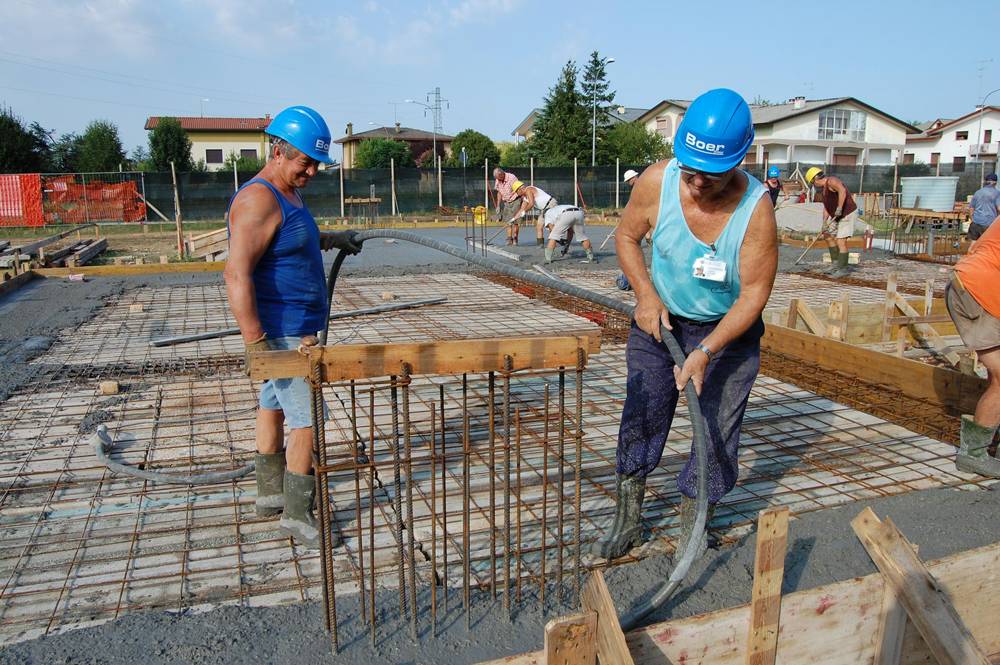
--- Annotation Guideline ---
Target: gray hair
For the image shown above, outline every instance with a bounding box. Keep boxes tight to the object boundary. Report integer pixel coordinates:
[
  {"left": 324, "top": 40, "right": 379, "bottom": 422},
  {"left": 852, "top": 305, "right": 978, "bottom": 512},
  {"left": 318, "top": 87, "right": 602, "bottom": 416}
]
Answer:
[{"left": 270, "top": 137, "right": 301, "bottom": 160}]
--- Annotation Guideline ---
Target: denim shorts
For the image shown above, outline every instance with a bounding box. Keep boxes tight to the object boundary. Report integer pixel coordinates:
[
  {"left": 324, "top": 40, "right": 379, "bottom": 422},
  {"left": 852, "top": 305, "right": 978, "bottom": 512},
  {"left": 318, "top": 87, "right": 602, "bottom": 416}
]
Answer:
[{"left": 258, "top": 335, "right": 326, "bottom": 429}]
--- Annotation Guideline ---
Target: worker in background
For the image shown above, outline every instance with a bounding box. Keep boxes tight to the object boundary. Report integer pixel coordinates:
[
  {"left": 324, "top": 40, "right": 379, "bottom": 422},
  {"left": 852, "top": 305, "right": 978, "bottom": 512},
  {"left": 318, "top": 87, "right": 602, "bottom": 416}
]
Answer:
[
  {"left": 764, "top": 165, "right": 785, "bottom": 208},
  {"left": 616, "top": 169, "right": 643, "bottom": 290},
  {"left": 967, "top": 172, "right": 1000, "bottom": 242},
  {"left": 509, "top": 181, "right": 559, "bottom": 246},
  {"left": 946, "top": 218, "right": 1000, "bottom": 478},
  {"left": 224, "top": 105, "right": 362, "bottom": 548},
  {"left": 511, "top": 181, "right": 596, "bottom": 263},
  {"left": 591, "top": 88, "right": 777, "bottom": 561},
  {"left": 493, "top": 167, "right": 522, "bottom": 245},
  {"left": 806, "top": 167, "right": 858, "bottom": 278}
]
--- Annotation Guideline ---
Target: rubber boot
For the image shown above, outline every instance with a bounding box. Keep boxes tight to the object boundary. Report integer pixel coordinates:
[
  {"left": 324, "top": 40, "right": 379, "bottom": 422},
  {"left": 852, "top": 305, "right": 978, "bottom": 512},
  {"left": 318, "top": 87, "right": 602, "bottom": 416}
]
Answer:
[
  {"left": 672, "top": 496, "right": 715, "bottom": 561},
  {"left": 536, "top": 237, "right": 544, "bottom": 246},
  {"left": 582, "top": 248, "right": 597, "bottom": 264},
  {"left": 254, "top": 452, "right": 285, "bottom": 518},
  {"left": 279, "top": 471, "right": 341, "bottom": 548},
  {"left": 829, "top": 250, "right": 851, "bottom": 278},
  {"left": 589, "top": 475, "right": 646, "bottom": 560},
  {"left": 544, "top": 247, "right": 554, "bottom": 263},
  {"left": 956, "top": 415, "right": 1000, "bottom": 478},
  {"left": 821, "top": 245, "right": 840, "bottom": 274}
]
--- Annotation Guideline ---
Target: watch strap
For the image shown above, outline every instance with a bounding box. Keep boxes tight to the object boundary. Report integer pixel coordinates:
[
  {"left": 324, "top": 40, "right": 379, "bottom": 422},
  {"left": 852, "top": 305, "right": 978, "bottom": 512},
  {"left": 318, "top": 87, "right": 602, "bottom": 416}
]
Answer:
[{"left": 696, "top": 342, "right": 714, "bottom": 361}]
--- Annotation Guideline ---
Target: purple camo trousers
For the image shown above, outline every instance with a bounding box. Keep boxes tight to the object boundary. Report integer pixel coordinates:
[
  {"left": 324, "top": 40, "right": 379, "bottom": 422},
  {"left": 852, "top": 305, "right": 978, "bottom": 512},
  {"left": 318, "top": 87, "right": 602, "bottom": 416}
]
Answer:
[{"left": 616, "top": 316, "right": 763, "bottom": 503}]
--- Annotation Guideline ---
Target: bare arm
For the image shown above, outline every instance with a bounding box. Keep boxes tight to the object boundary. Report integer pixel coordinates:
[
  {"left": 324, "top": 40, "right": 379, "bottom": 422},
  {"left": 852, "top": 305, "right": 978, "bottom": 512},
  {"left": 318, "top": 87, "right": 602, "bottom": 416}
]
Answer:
[
  {"left": 616, "top": 160, "right": 670, "bottom": 339},
  {"left": 511, "top": 188, "right": 536, "bottom": 220},
  {"left": 223, "top": 184, "right": 282, "bottom": 343},
  {"left": 830, "top": 178, "right": 848, "bottom": 215}
]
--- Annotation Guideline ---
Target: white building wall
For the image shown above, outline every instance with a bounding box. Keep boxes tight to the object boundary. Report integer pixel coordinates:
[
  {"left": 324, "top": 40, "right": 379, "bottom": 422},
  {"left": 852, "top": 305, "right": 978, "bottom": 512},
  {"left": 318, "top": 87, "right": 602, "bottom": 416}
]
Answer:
[
  {"left": 642, "top": 108, "right": 685, "bottom": 142},
  {"left": 903, "top": 110, "right": 1000, "bottom": 165},
  {"left": 190, "top": 138, "right": 265, "bottom": 172},
  {"left": 794, "top": 145, "right": 827, "bottom": 164}
]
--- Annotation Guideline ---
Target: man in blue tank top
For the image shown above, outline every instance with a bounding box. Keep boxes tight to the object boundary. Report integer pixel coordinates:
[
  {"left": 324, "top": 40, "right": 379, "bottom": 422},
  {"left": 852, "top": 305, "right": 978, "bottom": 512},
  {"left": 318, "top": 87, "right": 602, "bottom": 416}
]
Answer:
[
  {"left": 224, "top": 106, "right": 361, "bottom": 549},
  {"left": 591, "top": 89, "right": 778, "bottom": 562}
]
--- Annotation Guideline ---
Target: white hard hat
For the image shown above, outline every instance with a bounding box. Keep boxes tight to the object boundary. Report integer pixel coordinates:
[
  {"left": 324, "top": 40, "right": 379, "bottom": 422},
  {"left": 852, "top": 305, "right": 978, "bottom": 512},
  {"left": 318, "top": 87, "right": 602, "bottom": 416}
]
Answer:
[{"left": 623, "top": 169, "right": 639, "bottom": 183}]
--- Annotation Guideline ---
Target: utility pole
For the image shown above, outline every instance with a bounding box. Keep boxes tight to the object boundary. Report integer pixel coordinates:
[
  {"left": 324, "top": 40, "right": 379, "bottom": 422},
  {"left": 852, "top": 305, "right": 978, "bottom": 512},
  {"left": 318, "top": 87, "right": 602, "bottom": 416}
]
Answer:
[{"left": 407, "top": 87, "right": 450, "bottom": 163}]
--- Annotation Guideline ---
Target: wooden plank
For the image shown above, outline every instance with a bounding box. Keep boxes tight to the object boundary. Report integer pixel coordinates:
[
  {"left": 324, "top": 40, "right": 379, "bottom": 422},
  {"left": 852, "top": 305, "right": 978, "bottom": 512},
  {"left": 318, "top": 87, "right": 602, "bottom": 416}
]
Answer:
[
  {"left": 186, "top": 226, "right": 227, "bottom": 246},
  {"left": 889, "top": 207, "right": 968, "bottom": 221},
  {"left": 885, "top": 314, "right": 952, "bottom": 326},
  {"left": 0, "top": 270, "right": 36, "bottom": 300},
  {"left": 544, "top": 611, "right": 597, "bottom": 665},
  {"left": 881, "top": 272, "right": 897, "bottom": 342},
  {"left": 66, "top": 238, "right": 108, "bottom": 268},
  {"left": 851, "top": 508, "right": 988, "bottom": 665},
  {"left": 890, "top": 293, "right": 961, "bottom": 366},
  {"left": 762, "top": 322, "right": 985, "bottom": 414},
  {"left": 9, "top": 224, "right": 97, "bottom": 256},
  {"left": 249, "top": 335, "right": 593, "bottom": 381},
  {"left": 873, "top": 544, "right": 920, "bottom": 665},
  {"left": 746, "top": 507, "right": 790, "bottom": 665},
  {"left": 794, "top": 300, "right": 825, "bottom": 336},
  {"left": 785, "top": 298, "right": 800, "bottom": 329},
  {"left": 486, "top": 541, "right": 1000, "bottom": 665},
  {"left": 36, "top": 262, "right": 226, "bottom": 277},
  {"left": 581, "top": 570, "right": 635, "bottom": 665}
]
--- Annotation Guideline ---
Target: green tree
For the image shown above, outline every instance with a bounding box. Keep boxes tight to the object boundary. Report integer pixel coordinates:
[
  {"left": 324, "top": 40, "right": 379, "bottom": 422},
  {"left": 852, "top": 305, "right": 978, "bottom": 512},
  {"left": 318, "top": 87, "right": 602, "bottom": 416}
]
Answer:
[
  {"left": 224, "top": 150, "right": 266, "bottom": 172},
  {"left": 498, "top": 140, "right": 530, "bottom": 167},
  {"left": 148, "top": 117, "right": 193, "bottom": 171},
  {"left": 602, "top": 122, "right": 673, "bottom": 165},
  {"left": 28, "top": 122, "right": 54, "bottom": 171},
  {"left": 129, "top": 145, "right": 151, "bottom": 171},
  {"left": 0, "top": 105, "right": 46, "bottom": 173},
  {"left": 530, "top": 61, "right": 591, "bottom": 166},
  {"left": 354, "top": 137, "right": 413, "bottom": 168},
  {"left": 51, "top": 132, "right": 82, "bottom": 172},
  {"left": 445, "top": 129, "right": 499, "bottom": 167},
  {"left": 77, "top": 120, "right": 126, "bottom": 172},
  {"left": 581, "top": 51, "right": 616, "bottom": 163},
  {"left": 751, "top": 95, "right": 775, "bottom": 106}
]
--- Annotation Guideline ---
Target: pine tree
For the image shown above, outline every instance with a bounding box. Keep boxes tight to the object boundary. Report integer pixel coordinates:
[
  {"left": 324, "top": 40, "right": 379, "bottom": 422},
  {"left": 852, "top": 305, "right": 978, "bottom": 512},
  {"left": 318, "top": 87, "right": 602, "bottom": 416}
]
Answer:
[
  {"left": 149, "top": 117, "right": 193, "bottom": 171},
  {"left": 531, "top": 61, "right": 591, "bottom": 166},
  {"left": 581, "top": 51, "right": 616, "bottom": 164}
]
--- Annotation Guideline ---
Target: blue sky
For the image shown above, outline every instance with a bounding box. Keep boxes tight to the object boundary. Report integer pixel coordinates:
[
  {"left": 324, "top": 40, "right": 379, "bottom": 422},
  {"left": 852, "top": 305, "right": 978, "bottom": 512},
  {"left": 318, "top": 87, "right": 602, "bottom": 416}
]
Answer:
[{"left": 2, "top": 0, "right": 997, "bottom": 159}]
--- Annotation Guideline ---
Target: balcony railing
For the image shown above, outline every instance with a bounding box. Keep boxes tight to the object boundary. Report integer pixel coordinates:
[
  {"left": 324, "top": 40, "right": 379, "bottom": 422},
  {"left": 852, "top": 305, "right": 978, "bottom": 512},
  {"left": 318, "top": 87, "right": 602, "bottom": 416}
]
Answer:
[{"left": 969, "top": 142, "right": 999, "bottom": 156}]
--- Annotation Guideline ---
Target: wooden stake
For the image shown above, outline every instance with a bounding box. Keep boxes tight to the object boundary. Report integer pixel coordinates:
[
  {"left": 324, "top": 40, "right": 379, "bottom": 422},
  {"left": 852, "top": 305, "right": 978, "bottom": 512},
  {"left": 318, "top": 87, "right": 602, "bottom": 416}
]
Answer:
[
  {"left": 170, "top": 161, "right": 184, "bottom": 259},
  {"left": 873, "top": 544, "right": 920, "bottom": 665},
  {"left": 851, "top": 508, "right": 988, "bottom": 665},
  {"left": 745, "top": 507, "right": 790, "bottom": 665},
  {"left": 881, "top": 272, "right": 898, "bottom": 342},
  {"left": 544, "top": 612, "right": 597, "bottom": 665},
  {"left": 581, "top": 570, "right": 635, "bottom": 665},
  {"left": 785, "top": 298, "right": 800, "bottom": 329}
]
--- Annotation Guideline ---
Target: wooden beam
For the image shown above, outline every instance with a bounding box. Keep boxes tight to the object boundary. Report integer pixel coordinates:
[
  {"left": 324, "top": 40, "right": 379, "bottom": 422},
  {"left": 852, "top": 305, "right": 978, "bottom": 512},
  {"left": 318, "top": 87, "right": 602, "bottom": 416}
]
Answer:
[
  {"left": 65, "top": 238, "right": 108, "bottom": 268},
  {"left": 581, "top": 570, "right": 635, "bottom": 665},
  {"left": 851, "top": 508, "right": 988, "bottom": 665},
  {"left": 9, "top": 224, "right": 97, "bottom": 256},
  {"left": 890, "top": 292, "right": 961, "bottom": 366},
  {"left": 249, "top": 335, "right": 593, "bottom": 381},
  {"left": 872, "top": 543, "right": 920, "bottom": 665},
  {"left": 35, "top": 262, "right": 226, "bottom": 277},
  {"left": 884, "top": 314, "right": 952, "bottom": 326},
  {"left": 761, "top": 322, "right": 985, "bottom": 415},
  {"left": 0, "top": 270, "right": 36, "bottom": 299},
  {"left": 544, "top": 612, "right": 597, "bottom": 665},
  {"left": 794, "top": 300, "right": 825, "bottom": 336},
  {"left": 785, "top": 298, "right": 800, "bottom": 329},
  {"left": 746, "top": 507, "right": 790, "bottom": 665},
  {"left": 881, "top": 272, "right": 897, "bottom": 342}
]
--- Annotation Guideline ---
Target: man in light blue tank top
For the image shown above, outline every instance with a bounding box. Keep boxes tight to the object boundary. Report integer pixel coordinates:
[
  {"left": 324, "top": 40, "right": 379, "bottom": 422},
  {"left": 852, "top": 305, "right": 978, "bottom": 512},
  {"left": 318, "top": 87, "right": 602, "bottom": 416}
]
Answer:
[
  {"left": 591, "top": 89, "right": 778, "bottom": 562},
  {"left": 225, "top": 106, "right": 361, "bottom": 549}
]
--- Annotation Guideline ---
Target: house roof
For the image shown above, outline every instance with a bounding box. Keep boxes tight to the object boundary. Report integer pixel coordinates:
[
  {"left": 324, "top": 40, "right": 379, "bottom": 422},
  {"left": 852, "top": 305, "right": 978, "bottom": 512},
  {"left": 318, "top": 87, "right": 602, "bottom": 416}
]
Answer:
[
  {"left": 512, "top": 109, "right": 541, "bottom": 136},
  {"left": 335, "top": 126, "right": 456, "bottom": 144},
  {"left": 512, "top": 106, "right": 649, "bottom": 136},
  {"left": 909, "top": 107, "right": 1000, "bottom": 138},
  {"left": 144, "top": 116, "right": 271, "bottom": 131}
]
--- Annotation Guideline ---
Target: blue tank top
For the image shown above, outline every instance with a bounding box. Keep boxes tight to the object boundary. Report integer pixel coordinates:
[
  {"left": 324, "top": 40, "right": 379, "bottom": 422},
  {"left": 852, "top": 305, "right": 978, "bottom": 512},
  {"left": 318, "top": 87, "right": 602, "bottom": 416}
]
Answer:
[
  {"left": 227, "top": 178, "right": 327, "bottom": 337},
  {"left": 650, "top": 160, "right": 765, "bottom": 322}
]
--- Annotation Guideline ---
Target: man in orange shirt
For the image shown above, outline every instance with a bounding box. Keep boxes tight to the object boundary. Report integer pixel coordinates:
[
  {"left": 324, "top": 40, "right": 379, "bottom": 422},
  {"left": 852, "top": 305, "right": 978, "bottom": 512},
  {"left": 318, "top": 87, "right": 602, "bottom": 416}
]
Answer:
[{"left": 946, "top": 218, "right": 1000, "bottom": 477}]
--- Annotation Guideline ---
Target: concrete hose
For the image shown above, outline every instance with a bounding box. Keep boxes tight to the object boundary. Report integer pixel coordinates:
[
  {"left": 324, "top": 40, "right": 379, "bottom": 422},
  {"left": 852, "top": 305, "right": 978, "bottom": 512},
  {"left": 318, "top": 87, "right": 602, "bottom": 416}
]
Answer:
[{"left": 326, "top": 230, "right": 709, "bottom": 631}]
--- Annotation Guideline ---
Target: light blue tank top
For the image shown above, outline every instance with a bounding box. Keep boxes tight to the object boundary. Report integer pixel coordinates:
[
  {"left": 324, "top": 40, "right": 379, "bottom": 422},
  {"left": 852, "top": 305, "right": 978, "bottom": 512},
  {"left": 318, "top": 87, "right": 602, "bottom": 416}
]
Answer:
[
  {"left": 650, "top": 160, "right": 765, "bottom": 322},
  {"left": 226, "top": 178, "right": 327, "bottom": 337}
]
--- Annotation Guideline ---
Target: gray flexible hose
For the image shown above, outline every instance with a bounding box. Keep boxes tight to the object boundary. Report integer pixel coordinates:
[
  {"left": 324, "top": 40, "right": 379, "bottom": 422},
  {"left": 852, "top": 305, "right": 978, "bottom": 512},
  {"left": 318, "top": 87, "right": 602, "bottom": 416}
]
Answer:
[
  {"left": 328, "top": 230, "right": 709, "bottom": 631},
  {"left": 90, "top": 424, "right": 255, "bottom": 485}
]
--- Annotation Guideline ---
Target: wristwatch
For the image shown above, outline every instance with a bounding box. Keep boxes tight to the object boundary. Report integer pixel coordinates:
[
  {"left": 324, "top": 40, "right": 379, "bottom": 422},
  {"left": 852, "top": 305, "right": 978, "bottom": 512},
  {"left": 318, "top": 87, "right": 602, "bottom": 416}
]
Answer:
[{"left": 695, "top": 342, "right": 714, "bottom": 361}]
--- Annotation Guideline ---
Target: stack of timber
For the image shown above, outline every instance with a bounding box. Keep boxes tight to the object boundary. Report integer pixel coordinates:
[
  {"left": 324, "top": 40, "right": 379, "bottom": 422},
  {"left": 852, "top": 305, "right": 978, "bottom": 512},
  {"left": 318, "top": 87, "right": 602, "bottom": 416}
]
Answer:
[
  {"left": 482, "top": 507, "right": 997, "bottom": 664},
  {"left": 0, "top": 224, "right": 100, "bottom": 272},
  {"left": 185, "top": 227, "right": 228, "bottom": 261},
  {"left": 62, "top": 238, "right": 108, "bottom": 267}
]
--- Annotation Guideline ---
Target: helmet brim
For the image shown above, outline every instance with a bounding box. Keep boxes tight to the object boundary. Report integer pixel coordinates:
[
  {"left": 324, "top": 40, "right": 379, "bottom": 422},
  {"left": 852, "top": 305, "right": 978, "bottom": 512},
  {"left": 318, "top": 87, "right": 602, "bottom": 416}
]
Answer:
[{"left": 673, "top": 126, "right": 755, "bottom": 174}]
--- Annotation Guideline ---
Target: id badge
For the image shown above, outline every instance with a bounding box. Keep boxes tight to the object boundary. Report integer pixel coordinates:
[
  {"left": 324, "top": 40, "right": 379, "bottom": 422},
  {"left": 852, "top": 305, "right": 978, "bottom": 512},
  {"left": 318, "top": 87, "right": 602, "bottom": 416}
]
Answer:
[{"left": 692, "top": 254, "right": 727, "bottom": 282}]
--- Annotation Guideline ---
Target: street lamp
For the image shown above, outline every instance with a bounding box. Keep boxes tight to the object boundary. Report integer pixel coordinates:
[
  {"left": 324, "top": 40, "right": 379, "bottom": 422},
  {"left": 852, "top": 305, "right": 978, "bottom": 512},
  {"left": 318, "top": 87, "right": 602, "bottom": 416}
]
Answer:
[
  {"left": 405, "top": 98, "right": 437, "bottom": 163},
  {"left": 200, "top": 98, "right": 210, "bottom": 117},
  {"left": 591, "top": 57, "right": 615, "bottom": 167},
  {"left": 975, "top": 87, "right": 1000, "bottom": 184}
]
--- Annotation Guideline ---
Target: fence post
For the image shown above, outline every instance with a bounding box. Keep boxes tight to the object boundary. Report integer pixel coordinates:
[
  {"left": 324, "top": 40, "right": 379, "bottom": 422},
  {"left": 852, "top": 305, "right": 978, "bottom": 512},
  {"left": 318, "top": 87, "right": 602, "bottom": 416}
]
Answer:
[
  {"left": 170, "top": 161, "right": 184, "bottom": 258},
  {"left": 390, "top": 158, "right": 397, "bottom": 216},
  {"left": 437, "top": 155, "right": 443, "bottom": 209},
  {"left": 484, "top": 158, "right": 489, "bottom": 209},
  {"left": 339, "top": 165, "right": 345, "bottom": 219},
  {"left": 573, "top": 158, "right": 578, "bottom": 206},
  {"left": 936, "top": 161, "right": 941, "bottom": 177},
  {"left": 615, "top": 158, "right": 620, "bottom": 209},
  {"left": 81, "top": 173, "right": 91, "bottom": 224},
  {"left": 140, "top": 172, "right": 148, "bottom": 223},
  {"left": 530, "top": 157, "right": 534, "bottom": 187},
  {"left": 893, "top": 158, "right": 899, "bottom": 194},
  {"left": 233, "top": 161, "right": 238, "bottom": 194},
  {"left": 859, "top": 161, "right": 865, "bottom": 196}
]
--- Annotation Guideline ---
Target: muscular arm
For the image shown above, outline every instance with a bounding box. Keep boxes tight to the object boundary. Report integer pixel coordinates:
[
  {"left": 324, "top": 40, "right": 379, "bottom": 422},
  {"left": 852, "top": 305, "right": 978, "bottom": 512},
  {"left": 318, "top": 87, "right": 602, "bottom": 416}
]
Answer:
[
  {"left": 223, "top": 184, "right": 282, "bottom": 343},
  {"left": 830, "top": 178, "right": 848, "bottom": 215},
  {"left": 699, "top": 196, "right": 778, "bottom": 353},
  {"left": 511, "top": 188, "right": 536, "bottom": 220},
  {"left": 616, "top": 160, "right": 670, "bottom": 338}
]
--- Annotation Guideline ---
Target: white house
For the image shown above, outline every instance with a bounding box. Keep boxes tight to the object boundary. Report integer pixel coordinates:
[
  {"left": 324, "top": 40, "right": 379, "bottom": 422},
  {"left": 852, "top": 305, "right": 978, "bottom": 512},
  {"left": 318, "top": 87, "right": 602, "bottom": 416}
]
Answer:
[
  {"left": 144, "top": 116, "right": 271, "bottom": 172},
  {"left": 511, "top": 106, "right": 649, "bottom": 143},
  {"left": 904, "top": 106, "right": 1000, "bottom": 172},
  {"left": 635, "top": 96, "right": 916, "bottom": 166}
]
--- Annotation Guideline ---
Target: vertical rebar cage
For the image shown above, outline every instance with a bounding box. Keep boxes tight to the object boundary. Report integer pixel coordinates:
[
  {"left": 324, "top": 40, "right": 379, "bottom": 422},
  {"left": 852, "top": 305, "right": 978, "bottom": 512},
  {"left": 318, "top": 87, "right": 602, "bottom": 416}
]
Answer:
[{"left": 246, "top": 337, "right": 591, "bottom": 651}]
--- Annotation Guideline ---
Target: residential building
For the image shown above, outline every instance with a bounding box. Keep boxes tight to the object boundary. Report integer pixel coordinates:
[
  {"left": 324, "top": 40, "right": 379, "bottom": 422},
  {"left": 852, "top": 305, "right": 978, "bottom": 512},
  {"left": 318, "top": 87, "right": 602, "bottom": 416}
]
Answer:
[
  {"left": 144, "top": 116, "right": 271, "bottom": 172},
  {"left": 635, "top": 96, "right": 916, "bottom": 166},
  {"left": 335, "top": 123, "right": 455, "bottom": 169},
  {"left": 511, "top": 106, "right": 650, "bottom": 143},
  {"left": 904, "top": 106, "right": 1000, "bottom": 172}
]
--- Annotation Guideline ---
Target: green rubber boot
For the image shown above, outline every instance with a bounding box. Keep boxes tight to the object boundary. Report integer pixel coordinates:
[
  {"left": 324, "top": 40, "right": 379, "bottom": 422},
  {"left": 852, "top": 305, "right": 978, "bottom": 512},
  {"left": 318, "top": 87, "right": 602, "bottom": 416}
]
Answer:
[
  {"left": 830, "top": 250, "right": 851, "bottom": 278},
  {"left": 956, "top": 415, "right": 1000, "bottom": 478},
  {"left": 279, "top": 471, "right": 341, "bottom": 548},
  {"left": 544, "top": 247, "right": 554, "bottom": 263},
  {"left": 589, "top": 475, "right": 646, "bottom": 560},
  {"left": 536, "top": 237, "right": 544, "bottom": 246},
  {"left": 255, "top": 452, "right": 285, "bottom": 518},
  {"left": 673, "top": 496, "right": 715, "bottom": 561}
]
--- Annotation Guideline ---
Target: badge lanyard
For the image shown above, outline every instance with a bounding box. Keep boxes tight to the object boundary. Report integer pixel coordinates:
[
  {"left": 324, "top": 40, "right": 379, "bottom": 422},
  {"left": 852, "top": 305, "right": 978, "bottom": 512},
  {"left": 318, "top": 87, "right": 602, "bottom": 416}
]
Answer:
[{"left": 692, "top": 242, "right": 727, "bottom": 282}]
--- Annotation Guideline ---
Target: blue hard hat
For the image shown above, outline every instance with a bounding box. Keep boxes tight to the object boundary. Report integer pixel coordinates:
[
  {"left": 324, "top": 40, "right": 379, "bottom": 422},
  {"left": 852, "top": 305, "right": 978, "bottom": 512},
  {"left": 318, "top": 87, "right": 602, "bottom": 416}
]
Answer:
[
  {"left": 767, "top": 165, "right": 780, "bottom": 179},
  {"left": 266, "top": 105, "right": 334, "bottom": 164},
  {"left": 673, "top": 88, "right": 754, "bottom": 173}
]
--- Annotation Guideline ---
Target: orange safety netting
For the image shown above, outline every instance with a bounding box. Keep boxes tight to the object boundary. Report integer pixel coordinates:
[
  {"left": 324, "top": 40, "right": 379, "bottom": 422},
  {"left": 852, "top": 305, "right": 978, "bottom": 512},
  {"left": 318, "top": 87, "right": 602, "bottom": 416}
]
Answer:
[
  {"left": 42, "top": 176, "right": 146, "bottom": 224},
  {"left": 0, "top": 174, "right": 45, "bottom": 227}
]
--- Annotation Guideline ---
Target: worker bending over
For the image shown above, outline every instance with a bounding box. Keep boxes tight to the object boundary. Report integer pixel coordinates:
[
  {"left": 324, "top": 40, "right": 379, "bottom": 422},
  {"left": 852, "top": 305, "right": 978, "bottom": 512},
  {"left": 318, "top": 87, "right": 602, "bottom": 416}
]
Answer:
[
  {"left": 591, "top": 88, "right": 777, "bottom": 561},
  {"left": 946, "top": 218, "right": 1000, "bottom": 477},
  {"left": 805, "top": 167, "right": 858, "bottom": 277},
  {"left": 493, "top": 167, "right": 521, "bottom": 245},
  {"left": 511, "top": 181, "right": 596, "bottom": 263},
  {"left": 225, "top": 105, "right": 361, "bottom": 548}
]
